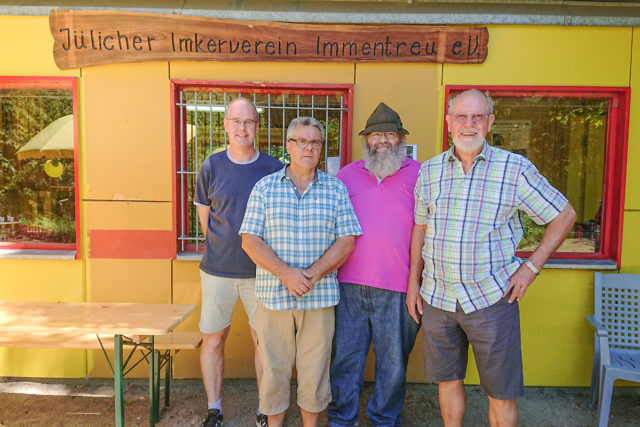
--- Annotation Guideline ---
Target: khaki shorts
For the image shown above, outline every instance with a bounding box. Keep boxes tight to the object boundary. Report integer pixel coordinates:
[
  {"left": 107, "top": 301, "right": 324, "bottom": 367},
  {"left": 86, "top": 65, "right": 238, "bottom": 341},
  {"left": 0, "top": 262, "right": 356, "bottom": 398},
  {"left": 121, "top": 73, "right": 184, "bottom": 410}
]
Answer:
[
  {"left": 256, "top": 302, "right": 335, "bottom": 415},
  {"left": 199, "top": 270, "right": 258, "bottom": 334}
]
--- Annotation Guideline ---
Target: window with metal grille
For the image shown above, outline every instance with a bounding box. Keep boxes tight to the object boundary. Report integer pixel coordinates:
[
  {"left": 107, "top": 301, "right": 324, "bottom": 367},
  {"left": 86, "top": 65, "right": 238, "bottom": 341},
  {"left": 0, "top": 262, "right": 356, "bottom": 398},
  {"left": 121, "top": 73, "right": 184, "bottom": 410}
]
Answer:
[
  {"left": 444, "top": 85, "right": 629, "bottom": 265},
  {"left": 173, "top": 81, "right": 353, "bottom": 253}
]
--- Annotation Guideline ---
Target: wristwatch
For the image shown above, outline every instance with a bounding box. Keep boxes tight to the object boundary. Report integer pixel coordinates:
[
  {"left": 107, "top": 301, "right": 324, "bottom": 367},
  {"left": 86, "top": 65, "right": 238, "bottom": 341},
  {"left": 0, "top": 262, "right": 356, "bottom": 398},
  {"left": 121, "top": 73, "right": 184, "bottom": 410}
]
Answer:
[{"left": 523, "top": 259, "right": 541, "bottom": 276}]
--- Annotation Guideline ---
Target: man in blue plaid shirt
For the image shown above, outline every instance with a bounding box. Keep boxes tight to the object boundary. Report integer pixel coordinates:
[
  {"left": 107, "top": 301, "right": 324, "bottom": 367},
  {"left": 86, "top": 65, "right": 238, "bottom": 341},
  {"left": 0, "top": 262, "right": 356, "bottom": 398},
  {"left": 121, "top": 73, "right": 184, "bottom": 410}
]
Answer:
[
  {"left": 240, "top": 116, "right": 362, "bottom": 427},
  {"left": 407, "top": 89, "right": 576, "bottom": 427}
]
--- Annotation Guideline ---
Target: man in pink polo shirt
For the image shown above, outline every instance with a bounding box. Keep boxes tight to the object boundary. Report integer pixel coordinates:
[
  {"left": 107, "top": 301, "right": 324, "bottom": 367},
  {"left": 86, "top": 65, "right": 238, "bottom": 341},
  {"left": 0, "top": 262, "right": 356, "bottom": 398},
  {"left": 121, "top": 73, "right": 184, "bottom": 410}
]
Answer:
[{"left": 327, "top": 103, "right": 421, "bottom": 427}]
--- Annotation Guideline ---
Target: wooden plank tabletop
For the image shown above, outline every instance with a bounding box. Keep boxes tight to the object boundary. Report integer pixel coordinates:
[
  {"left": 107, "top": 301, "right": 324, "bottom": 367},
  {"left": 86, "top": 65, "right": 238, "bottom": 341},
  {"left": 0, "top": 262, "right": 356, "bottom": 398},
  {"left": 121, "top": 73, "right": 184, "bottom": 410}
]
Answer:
[
  {"left": 0, "top": 301, "right": 196, "bottom": 335},
  {"left": 0, "top": 331, "right": 202, "bottom": 350}
]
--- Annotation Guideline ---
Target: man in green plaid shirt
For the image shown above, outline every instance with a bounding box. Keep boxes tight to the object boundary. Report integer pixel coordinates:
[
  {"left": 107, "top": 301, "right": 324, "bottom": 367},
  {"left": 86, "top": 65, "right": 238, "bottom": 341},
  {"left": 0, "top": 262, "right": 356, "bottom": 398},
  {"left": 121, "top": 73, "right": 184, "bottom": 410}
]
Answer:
[
  {"left": 407, "top": 89, "right": 576, "bottom": 427},
  {"left": 240, "top": 116, "right": 361, "bottom": 427}
]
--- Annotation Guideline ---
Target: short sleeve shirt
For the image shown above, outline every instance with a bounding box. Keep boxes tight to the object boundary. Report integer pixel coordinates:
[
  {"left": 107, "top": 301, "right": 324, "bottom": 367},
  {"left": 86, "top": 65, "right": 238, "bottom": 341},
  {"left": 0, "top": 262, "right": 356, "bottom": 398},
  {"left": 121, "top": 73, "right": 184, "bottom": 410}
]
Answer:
[
  {"left": 239, "top": 166, "right": 362, "bottom": 311},
  {"left": 194, "top": 150, "right": 282, "bottom": 278},
  {"left": 337, "top": 158, "right": 420, "bottom": 293},
  {"left": 414, "top": 142, "right": 568, "bottom": 313}
]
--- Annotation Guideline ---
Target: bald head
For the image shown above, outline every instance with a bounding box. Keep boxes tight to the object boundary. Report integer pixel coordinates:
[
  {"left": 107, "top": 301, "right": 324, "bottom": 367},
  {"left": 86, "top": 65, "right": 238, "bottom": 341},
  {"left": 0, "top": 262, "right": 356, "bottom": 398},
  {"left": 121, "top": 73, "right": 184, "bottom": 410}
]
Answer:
[
  {"left": 225, "top": 97, "right": 258, "bottom": 122},
  {"left": 448, "top": 89, "right": 493, "bottom": 116}
]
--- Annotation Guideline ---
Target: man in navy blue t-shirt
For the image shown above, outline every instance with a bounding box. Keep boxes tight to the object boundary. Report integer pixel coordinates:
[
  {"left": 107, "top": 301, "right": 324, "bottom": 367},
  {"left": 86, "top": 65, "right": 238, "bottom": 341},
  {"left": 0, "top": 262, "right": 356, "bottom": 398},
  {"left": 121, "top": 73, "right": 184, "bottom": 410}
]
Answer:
[{"left": 194, "top": 98, "right": 282, "bottom": 427}]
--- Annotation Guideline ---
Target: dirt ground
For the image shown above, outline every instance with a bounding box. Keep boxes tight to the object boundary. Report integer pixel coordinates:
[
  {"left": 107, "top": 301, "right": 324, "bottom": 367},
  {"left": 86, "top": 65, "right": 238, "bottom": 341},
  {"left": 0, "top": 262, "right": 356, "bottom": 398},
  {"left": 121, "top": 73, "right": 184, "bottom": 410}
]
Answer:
[{"left": 0, "top": 378, "right": 639, "bottom": 426}]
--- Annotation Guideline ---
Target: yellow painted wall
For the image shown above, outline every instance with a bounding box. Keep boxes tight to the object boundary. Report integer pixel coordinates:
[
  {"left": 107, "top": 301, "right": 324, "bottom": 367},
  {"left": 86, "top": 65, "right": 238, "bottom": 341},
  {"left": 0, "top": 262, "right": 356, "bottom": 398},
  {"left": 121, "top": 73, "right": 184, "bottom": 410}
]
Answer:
[
  {"left": 82, "top": 63, "right": 172, "bottom": 202},
  {"left": 80, "top": 61, "right": 176, "bottom": 377},
  {"left": 0, "top": 260, "right": 86, "bottom": 377},
  {"left": 0, "top": 15, "right": 84, "bottom": 378},
  {"left": 170, "top": 61, "right": 354, "bottom": 85},
  {"left": 0, "top": 16, "right": 78, "bottom": 77},
  {"left": 625, "top": 28, "right": 640, "bottom": 211},
  {"left": 84, "top": 200, "right": 173, "bottom": 231},
  {"left": 352, "top": 63, "right": 441, "bottom": 163},
  {"left": 444, "top": 26, "right": 631, "bottom": 87},
  {"left": 620, "top": 211, "right": 640, "bottom": 273}
]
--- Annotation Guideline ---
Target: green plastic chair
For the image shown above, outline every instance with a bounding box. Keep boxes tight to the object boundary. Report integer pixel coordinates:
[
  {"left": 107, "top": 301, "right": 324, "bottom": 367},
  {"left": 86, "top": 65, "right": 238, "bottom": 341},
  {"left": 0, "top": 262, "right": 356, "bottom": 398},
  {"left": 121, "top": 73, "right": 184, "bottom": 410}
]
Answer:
[{"left": 586, "top": 272, "right": 640, "bottom": 427}]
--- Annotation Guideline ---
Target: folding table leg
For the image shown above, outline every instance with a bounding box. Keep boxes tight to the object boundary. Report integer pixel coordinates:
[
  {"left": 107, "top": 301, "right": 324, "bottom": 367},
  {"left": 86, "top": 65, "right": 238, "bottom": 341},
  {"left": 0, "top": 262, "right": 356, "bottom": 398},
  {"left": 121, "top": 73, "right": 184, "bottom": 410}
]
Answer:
[
  {"left": 153, "top": 349, "right": 161, "bottom": 422},
  {"left": 164, "top": 354, "right": 171, "bottom": 407},
  {"left": 114, "top": 334, "right": 125, "bottom": 427},
  {"left": 149, "top": 335, "right": 156, "bottom": 427}
]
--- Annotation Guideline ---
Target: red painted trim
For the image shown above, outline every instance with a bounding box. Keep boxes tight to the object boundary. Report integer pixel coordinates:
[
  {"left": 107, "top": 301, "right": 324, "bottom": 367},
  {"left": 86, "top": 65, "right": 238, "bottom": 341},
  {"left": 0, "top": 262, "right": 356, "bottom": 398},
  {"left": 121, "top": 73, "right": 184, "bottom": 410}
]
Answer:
[
  {"left": 0, "top": 242, "right": 74, "bottom": 250},
  {"left": 178, "top": 99, "right": 191, "bottom": 254},
  {"left": 443, "top": 85, "right": 453, "bottom": 151},
  {"left": 0, "top": 76, "right": 75, "bottom": 90},
  {"left": 600, "top": 96, "right": 616, "bottom": 263},
  {"left": 443, "top": 85, "right": 629, "bottom": 264},
  {"left": 604, "top": 88, "right": 630, "bottom": 269},
  {"left": 171, "top": 79, "right": 353, "bottom": 94},
  {"left": 344, "top": 85, "right": 354, "bottom": 166},
  {"left": 517, "top": 250, "right": 605, "bottom": 259},
  {"left": 170, "top": 80, "right": 179, "bottom": 257},
  {"left": 71, "top": 78, "right": 81, "bottom": 260},
  {"left": 0, "top": 76, "right": 80, "bottom": 256},
  {"left": 88, "top": 230, "right": 175, "bottom": 259},
  {"left": 446, "top": 84, "right": 625, "bottom": 97}
]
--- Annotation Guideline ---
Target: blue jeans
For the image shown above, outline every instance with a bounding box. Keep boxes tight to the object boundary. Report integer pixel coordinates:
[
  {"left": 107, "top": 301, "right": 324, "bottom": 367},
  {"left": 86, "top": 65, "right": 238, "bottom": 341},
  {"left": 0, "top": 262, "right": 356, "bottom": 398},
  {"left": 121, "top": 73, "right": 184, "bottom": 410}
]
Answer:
[{"left": 327, "top": 282, "right": 420, "bottom": 427}]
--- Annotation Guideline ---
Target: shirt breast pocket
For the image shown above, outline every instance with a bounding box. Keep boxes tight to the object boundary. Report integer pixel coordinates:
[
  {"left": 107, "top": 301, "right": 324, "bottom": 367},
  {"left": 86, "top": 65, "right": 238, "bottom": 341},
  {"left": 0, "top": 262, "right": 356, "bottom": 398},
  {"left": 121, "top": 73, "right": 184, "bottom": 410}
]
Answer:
[{"left": 480, "top": 186, "right": 518, "bottom": 223}]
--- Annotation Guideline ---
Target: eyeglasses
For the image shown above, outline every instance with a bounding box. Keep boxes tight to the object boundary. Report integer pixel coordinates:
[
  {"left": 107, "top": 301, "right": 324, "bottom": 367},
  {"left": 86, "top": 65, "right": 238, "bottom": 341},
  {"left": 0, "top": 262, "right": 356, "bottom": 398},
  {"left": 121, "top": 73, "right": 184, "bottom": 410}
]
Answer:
[
  {"left": 452, "top": 113, "right": 488, "bottom": 124},
  {"left": 226, "top": 118, "right": 257, "bottom": 128},
  {"left": 288, "top": 138, "right": 322, "bottom": 150},
  {"left": 368, "top": 132, "right": 400, "bottom": 141}
]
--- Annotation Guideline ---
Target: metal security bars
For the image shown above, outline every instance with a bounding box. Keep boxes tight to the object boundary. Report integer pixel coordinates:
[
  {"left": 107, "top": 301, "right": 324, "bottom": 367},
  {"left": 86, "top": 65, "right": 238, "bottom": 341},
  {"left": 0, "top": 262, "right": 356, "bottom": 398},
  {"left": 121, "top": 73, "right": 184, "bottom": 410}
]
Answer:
[{"left": 174, "top": 83, "right": 352, "bottom": 253}]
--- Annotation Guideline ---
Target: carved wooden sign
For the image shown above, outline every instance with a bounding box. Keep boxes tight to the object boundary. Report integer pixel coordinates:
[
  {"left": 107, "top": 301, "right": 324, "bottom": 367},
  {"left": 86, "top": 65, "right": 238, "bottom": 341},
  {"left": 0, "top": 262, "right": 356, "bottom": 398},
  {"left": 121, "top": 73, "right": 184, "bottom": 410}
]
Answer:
[{"left": 49, "top": 10, "right": 488, "bottom": 69}]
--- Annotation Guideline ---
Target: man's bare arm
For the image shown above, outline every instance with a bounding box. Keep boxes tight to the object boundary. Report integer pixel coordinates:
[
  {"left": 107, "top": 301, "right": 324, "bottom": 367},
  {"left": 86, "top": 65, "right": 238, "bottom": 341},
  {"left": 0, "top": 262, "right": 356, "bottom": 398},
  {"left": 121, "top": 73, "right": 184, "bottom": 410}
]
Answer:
[
  {"left": 305, "top": 235, "right": 356, "bottom": 285},
  {"left": 241, "top": 233, "right": 313, "bottom": 297},
  {"left": 197, "top": 205, "right": 209, "bottom": 237},
  {"left": 504, "top": 203, "right": 577, "bottom": 303},
  {"left": 406, "top": 224, "right": 427, "bottom": 324}
]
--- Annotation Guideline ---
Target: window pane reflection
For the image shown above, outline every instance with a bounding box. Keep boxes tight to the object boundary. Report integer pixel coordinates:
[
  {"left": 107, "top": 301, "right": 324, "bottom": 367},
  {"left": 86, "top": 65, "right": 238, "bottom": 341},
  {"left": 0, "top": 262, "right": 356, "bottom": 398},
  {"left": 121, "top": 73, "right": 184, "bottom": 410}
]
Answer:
[
  {"left": 0, "top": 88, "right": 75, "bottom": 245},
  {"left": 448, "top": 93, "right": 608, "bottom": 254}
]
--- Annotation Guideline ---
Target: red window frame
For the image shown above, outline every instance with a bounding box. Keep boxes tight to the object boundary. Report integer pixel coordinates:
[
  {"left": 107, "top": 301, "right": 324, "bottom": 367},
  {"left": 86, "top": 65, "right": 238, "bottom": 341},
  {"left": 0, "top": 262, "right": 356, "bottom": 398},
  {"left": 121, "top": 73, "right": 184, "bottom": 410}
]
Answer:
[
  {"left": 0, "top": 76, "right": 80, "bottom": 255},
  {"left": 171, "top": 80, "right": 354, "bottom": 253},
  {"left": 444, "top": 85, "right": 630, "bottom": 266}
]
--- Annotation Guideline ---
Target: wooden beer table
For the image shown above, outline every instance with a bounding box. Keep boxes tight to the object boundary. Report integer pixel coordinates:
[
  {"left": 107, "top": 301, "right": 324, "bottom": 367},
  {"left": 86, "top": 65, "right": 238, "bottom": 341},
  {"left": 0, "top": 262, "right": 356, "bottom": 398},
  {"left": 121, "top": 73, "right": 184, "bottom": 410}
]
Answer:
[{"left": 0, "top": 300, "right": 197, "bottom": 426}]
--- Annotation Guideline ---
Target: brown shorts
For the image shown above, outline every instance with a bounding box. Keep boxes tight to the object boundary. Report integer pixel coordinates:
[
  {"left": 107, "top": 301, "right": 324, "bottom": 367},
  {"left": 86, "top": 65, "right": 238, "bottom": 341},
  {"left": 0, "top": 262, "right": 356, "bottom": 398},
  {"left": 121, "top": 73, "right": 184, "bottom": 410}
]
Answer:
[
  {"left": 421, "top": 296, "right": 524, "bottom": 400},
  {"left": 256, "top": 302, "right": 335, "bottom": 415}
]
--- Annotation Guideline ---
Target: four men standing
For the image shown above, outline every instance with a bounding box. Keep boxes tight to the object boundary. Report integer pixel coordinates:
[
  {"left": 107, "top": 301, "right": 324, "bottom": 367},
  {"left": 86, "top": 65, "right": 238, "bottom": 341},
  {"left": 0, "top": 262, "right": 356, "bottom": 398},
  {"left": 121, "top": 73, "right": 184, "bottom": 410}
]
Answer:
[{"left": 197, "top": 91, "right": 575, "bottom": 426}]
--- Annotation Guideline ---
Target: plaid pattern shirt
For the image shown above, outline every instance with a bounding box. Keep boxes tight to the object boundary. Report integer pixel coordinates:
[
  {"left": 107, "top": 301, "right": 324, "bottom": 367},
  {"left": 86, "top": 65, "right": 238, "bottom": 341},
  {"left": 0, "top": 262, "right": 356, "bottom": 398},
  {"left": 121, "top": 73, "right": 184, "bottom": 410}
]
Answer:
[
  {"left": 240, "top": 166, "right": 362, "bottom": 311},
  {"left": 415, "top": 142, "right": 568, "bottom": 313}
]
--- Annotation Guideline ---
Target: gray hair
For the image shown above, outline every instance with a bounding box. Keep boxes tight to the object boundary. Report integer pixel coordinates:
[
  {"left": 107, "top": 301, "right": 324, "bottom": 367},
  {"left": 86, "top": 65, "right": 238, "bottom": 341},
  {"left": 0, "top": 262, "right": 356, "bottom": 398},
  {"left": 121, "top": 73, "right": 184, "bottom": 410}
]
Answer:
[
  {"left": 447, "top": 89, "right": 493, "bottom": 115},
  {"left": 286, "top": 117, "right": 325, "bottom": 142},
  {"left": 224, "top": 97, "right": 259, "bottom": 121}
]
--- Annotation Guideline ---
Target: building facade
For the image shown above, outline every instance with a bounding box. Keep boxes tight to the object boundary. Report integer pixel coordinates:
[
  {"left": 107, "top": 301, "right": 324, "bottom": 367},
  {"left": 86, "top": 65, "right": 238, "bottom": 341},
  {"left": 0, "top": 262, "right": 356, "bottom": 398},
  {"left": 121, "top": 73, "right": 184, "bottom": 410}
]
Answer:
[{"left": 1, "top": 1, "right": 639, "bottom": 386}]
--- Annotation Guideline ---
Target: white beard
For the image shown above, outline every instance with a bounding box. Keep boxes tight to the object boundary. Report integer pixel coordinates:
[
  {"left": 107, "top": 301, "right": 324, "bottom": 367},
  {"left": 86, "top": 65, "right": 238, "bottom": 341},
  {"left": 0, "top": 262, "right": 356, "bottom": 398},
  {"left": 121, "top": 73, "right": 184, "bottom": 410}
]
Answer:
[
  {"left": 452, "top": 135, "right": 484, "bottom": 155},
  {"left": 363, "top": 141, "right": 406, "bottom": 179}
]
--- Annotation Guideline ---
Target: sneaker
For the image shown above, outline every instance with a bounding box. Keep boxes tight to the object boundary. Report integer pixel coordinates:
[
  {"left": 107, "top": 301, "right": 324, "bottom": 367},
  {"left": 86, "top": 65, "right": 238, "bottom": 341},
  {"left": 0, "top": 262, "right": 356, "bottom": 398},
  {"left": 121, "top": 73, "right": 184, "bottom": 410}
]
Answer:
[
  {"left": 256, "top": 413, "right": 268, "bottom": 427},
  {"left": 201, "top": 409, "right": 224, "bottom": 427}
]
